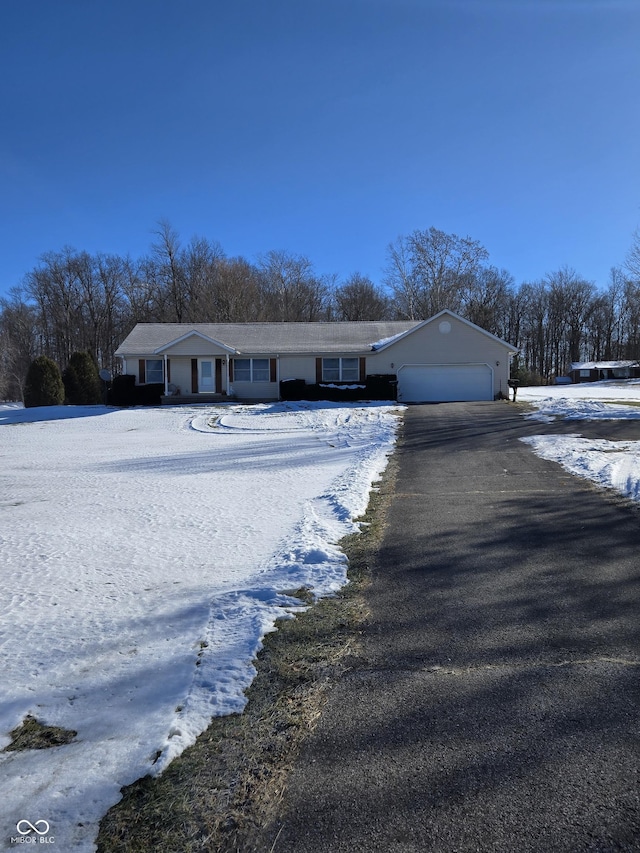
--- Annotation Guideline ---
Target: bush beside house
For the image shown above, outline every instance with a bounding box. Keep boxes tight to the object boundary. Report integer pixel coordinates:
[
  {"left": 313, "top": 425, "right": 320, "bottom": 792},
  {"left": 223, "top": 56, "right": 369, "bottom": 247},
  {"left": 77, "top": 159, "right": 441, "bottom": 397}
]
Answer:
[
  {"left": 63, "top": 352, "right": 102, "bottom": 405},
  {"left": 107, "top": 375, "right": 163, "bottom": 407},
  {"left": 24, "top": 356, "right": 65, "bottom": 408},
  {"left": 280, "top": 374, "right": 397, "bottom": 402}
]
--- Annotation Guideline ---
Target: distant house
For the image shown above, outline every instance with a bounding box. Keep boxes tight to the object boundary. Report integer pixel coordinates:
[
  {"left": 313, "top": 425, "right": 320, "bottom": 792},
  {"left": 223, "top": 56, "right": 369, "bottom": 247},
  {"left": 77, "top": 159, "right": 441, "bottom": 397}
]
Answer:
[
  {"left": 114, "top": 309, "right": 517, "bottom": 403},
  {"left": 569, "top": 361, "right": 640, "bottom": 384}
]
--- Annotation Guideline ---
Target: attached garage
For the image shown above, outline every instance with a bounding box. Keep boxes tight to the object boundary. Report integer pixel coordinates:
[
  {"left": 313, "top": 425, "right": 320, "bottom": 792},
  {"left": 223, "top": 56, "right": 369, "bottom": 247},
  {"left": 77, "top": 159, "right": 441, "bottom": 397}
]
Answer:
[{"left": 397, "top": 363, "right": 494, "bottom": 403}]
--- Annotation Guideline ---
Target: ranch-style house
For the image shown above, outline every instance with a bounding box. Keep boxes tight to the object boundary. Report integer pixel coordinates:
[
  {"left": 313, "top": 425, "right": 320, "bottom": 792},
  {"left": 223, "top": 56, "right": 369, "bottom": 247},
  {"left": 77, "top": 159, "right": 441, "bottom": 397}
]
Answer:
[{"left": 114, "top": 309, "right": 518, "bottom": 404}]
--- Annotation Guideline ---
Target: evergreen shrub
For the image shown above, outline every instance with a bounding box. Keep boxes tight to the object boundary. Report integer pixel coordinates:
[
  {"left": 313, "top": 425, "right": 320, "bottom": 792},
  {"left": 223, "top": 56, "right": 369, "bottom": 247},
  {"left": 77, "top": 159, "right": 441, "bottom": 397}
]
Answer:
[
  {"left": 137, "top": 383, "right": 164, "bottom": 405},
  {"left": 64, "top": 352, "right": 102, "bottom": 404},
  {"left": 107, "top": 376, "right": 163, "bottom": 407},
  {"left": 108, "top": 374, "right": 136, "bottom": 407},
  {"left": 24, "top": 356, "right": 65, "bottom": 408},
  {"left": 62, "top": 364, "right": 82, "bottom": 405}
]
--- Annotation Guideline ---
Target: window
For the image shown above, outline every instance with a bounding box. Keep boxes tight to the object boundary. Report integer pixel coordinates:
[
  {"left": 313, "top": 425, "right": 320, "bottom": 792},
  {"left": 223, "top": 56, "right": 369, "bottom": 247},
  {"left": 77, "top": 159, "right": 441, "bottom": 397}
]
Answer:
[
  {"left": 233, "top": 358, "right": 271, "bottom": 382},
  {"left": 340, "top": 358, "right": 359, "bottom": 381},
  {"left": 234, "top": 359, "right": 251, "bottom": 382},
  {"left": 322, "top": 358, "right": 340, "bottom": 382},
  {"left": 252, "top": 359, "right": 270, "bottom": 381},
  {"left": 146, "top": 359, "right": 164, "bottom": 383},
  {"left": 322, "top": 357, "right": 359, "bottom": 383}
]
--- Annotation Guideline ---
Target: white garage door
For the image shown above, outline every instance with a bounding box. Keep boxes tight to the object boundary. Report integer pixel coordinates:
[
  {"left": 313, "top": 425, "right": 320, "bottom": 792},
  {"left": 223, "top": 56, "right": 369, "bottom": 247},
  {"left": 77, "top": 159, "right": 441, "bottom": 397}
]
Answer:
[{"left": 397, "top": 364, "right": 493, "bottom": 403}]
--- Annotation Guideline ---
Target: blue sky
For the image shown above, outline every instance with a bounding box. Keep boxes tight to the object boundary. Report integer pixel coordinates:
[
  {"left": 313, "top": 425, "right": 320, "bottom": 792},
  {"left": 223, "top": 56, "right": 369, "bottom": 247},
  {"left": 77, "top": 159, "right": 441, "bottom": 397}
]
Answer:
[{"left": 1, "top": 0, "right": 639, "bottom": 299}]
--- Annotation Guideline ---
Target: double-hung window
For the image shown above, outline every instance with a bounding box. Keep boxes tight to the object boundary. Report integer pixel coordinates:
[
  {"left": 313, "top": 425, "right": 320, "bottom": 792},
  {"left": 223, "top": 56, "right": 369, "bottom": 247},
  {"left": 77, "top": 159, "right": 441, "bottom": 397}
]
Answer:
[
  {"left": 234, "top": 358, "right": 270, "bottom": 382},
  {"left": 322, "top": 357, "right": 359, "bottom": 383},
  {"left": 145, "top": 359, "right": 164, "bottom": 383}
]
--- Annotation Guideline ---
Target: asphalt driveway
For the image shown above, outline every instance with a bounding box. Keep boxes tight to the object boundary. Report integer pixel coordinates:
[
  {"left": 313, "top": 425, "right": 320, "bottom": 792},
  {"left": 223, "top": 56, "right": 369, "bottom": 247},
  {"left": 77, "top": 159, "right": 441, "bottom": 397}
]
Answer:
[{"left": 265, "top": 402, "right": 640, "bottom": 852}]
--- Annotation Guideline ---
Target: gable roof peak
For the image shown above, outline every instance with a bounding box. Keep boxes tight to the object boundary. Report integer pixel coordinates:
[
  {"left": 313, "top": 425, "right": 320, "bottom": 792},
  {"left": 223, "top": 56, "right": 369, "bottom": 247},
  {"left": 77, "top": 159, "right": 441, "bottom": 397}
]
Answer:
[{"left": 153, "top": 328, "right": 238, "bottom": 354}]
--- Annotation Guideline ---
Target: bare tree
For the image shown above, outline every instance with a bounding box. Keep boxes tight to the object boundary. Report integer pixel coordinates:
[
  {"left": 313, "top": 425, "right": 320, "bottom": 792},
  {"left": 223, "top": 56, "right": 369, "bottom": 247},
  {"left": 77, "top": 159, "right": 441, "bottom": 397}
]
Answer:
[
  {"left": 385, "top": 227, "right": 489, "bottom": 318},
  {"left": 408, "top": 227, "right": 489, "bottom": 316},
  {"left": 625, "top": 228, "right": 640, "bottom": 282},
  {"left": 258, "top": 250, "right": 329, "bottom": 321},
  {"left": 465, "top": 266, "right": 514, "bottom": 337},
  {"left": 181, "top": 236, "right": 225, "bottom": 321},
  {"left": 384, "top": 236, "right": 420, "bottom": 319},
  {"left": 149, "top": 219, "right": 187, "bottom": 322},
  {"left": 558, "top": 269, "right": 596, "bottom": 365},
  {"left": 333, "top": 273, "right": 390, "bottom": 320},
  {"left": 517, "top": 281, "right": 549, "bottom": 381},
  {"left": 619, "top": 276, "right": 640, "bottom": 359},
  {"left": 0, "top": 288, "right": 38, "bottom": 400},
  {"left": 94, "top": 254, "right": 130, "bottom": 373},
  {"left": 24, "top": 247, "right": 87, "bottom": 366},
  {"left": 212, "top": 257, "right": 263, "bottom": 322},
  {"left": 120, "top": 256, "right": 158, "bottom": 325}
]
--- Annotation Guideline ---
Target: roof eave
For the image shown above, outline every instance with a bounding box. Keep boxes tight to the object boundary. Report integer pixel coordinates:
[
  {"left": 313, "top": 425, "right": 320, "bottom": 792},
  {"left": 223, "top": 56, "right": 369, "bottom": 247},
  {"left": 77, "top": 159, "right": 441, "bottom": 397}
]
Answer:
[{"left": 371, "top": 310, "right": 517, "bottom": 353}]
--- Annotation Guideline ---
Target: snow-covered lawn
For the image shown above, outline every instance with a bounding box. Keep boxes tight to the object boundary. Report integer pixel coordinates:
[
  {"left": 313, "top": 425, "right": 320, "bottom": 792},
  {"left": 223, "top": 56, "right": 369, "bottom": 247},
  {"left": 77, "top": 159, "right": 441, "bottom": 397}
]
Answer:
[
  {"left": 0, "top": 401, "right": 401, "bottom": 851},
  {"left": 519, "top": 380, "right": 640, "bottom": 501}
]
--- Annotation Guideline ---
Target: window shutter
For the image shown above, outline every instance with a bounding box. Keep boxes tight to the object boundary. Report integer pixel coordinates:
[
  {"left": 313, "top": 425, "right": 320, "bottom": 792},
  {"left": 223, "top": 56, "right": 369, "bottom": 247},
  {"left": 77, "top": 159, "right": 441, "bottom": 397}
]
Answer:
[
  {"left": 359, "top": 357, "right": 366, "bottom": 382},
  {"left": 167, "top": 359, "right": 171, "bottom": 383},
  {"left": 228, "top": 359, "right": 234, "bottom": 382},
  {"left": 138, "top": 359, "right": 146, "bottom": 384},
  {"left": 316, "top": 358, "right": 323, "bottom": 383},
  {"left": 270, "top": 358, "right": 277, "bottom": 383},
  {"left": 191, "top": 359, "right": 198, "bottom": 393}
]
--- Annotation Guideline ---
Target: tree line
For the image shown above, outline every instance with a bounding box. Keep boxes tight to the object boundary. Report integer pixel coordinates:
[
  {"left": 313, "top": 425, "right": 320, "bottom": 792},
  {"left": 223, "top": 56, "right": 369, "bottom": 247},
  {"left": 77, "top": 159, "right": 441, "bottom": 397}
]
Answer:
[{"left": 2, "top": 221, "right": 640, "bottom": 401}]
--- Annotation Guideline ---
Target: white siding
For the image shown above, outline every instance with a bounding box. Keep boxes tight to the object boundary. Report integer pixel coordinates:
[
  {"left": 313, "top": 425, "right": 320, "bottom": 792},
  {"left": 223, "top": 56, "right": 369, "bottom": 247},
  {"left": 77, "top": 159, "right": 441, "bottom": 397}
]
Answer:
[
  {"left": 164, "top": 338, "right": 229, "bottom": 356},
  {"left": 167, "top": 360, "right": 192, "bottom": 394},
  {"left": 279, "top": 356, "right": 317, "bottom": 384},
  {"left": 231, "top": 381, "right": 278, "bottom": 400}
]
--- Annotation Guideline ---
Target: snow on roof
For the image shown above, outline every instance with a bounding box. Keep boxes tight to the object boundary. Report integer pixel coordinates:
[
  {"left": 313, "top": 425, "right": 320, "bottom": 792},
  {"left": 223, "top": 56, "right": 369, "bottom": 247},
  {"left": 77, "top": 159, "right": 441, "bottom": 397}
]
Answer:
[
  {"left": 571, "top": 361, "right": 639, "bottom": 370},
  {"left": 369, "top": 331, "right": 408, "bottom": 350}
]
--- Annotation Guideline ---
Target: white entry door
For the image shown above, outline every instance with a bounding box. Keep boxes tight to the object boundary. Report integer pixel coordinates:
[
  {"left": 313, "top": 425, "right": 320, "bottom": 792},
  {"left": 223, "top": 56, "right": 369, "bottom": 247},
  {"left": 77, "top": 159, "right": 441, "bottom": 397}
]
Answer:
[{"left": 199, "top": 360, "right": 214, "bottom": 392}]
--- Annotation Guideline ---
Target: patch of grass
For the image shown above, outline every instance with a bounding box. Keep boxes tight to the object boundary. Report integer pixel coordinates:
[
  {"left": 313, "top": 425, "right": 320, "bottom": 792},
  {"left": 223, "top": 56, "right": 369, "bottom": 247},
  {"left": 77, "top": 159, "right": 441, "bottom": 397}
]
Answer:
[
  {"left": 96, "top": 452, "right": 399, "bottom": 853},
  {"left": 2, "top": 715, "right": 77, "bottom": 751}
]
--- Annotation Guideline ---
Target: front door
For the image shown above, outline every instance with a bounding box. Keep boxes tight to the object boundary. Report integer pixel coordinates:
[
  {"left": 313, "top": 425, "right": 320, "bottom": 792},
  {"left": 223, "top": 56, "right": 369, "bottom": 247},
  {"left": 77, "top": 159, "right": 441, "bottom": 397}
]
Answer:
[{"left": 200, "top": 360, "right": 214, "bottom": 392}]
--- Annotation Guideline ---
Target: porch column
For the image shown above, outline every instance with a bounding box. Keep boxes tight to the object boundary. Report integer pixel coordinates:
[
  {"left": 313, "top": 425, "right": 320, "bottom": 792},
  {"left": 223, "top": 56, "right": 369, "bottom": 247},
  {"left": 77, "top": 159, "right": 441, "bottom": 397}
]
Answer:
[{"left": 164, "top": 353, "right": 169, "bottom": 396}]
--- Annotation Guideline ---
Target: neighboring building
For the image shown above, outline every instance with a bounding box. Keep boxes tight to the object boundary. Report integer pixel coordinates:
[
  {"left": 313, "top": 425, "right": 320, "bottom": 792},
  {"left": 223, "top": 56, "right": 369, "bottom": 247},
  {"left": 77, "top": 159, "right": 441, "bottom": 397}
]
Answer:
[
  {"left": 114, "top": 309, "right": 517, "bottom": 403},
  {"left": 569, "top": 361, "right": 640, "bottom": 384}
]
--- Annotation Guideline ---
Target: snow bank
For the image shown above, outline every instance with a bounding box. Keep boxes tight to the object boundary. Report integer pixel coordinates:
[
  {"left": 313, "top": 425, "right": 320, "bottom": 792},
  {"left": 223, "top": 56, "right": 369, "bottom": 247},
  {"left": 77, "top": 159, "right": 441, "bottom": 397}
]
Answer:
[
  {"left": 519, "top": 381, "right": 640, "bottom": 502},
  {"left": 523, "top": 397, "right": 640, "bottom": 423},
  {"left": 521, "top": 434, "right": 640, "bottom": 502}
]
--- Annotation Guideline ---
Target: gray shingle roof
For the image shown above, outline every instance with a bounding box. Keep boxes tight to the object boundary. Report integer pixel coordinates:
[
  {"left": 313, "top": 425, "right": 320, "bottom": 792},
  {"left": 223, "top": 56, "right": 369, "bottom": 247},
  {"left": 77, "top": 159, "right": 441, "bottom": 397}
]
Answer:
[{"left": 115, "top": 321, "right": 422, "bottom": 356}]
